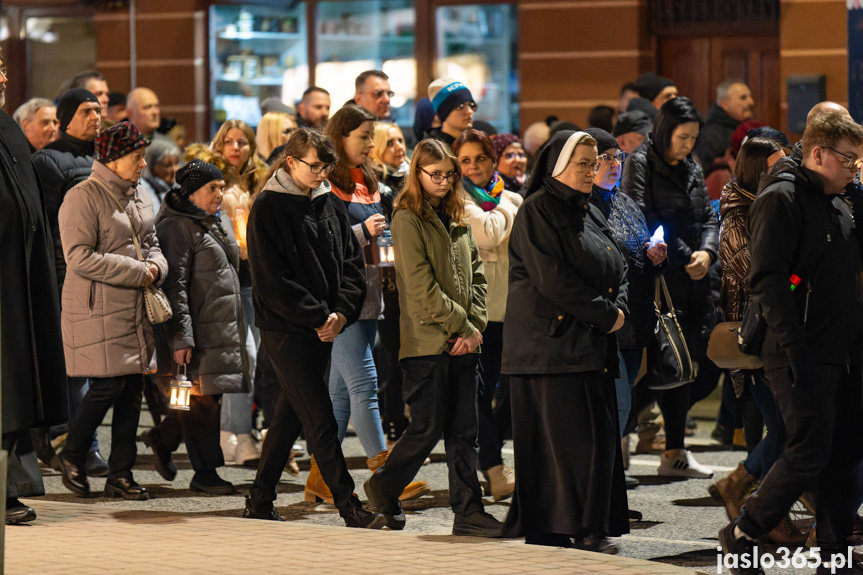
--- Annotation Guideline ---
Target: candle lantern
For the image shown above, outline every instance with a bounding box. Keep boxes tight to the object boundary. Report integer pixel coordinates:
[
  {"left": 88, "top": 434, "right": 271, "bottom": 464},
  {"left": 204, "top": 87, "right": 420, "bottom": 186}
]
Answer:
[
  {"left": 377, "top": 230, "right": 395, "bottom": 267},
  {"left": 169, "top": 365, "right": 192, "bottom": 411}
]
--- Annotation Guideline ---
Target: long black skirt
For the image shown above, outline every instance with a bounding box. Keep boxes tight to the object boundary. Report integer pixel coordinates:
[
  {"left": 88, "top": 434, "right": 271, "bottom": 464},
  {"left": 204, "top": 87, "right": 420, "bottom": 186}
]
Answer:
[{"left": 502, "top": 371, "right": 629, "bottom": 539}]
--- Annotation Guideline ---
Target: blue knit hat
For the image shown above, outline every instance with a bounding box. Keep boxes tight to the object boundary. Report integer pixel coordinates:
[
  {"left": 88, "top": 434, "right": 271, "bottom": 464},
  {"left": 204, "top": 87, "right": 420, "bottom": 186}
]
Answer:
[{"left": 431, "top": 81, "right": 475, "bottom": 123}]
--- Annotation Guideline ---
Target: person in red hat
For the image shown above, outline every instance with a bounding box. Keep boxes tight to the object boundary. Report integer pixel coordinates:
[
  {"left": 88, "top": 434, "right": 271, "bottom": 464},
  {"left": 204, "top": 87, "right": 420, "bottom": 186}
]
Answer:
[{"left": 56, "top": 120, "right": 168, "bottom": 501}]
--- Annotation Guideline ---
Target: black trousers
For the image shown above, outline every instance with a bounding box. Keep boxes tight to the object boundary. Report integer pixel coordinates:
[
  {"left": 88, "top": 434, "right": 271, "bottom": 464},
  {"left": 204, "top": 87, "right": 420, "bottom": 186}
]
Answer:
[
  {"left": 477, "top": 321, "right": 504, "bottom": 470},
  {"left": 739, "top": 363, "right": 863, "bottom": 556},
  {"left": 156, "top": 394, "right": 223, "bottom": 471},
  {"left": 64, "top": 374, "right": 144, "bottom": 481},
  {"left": 376, "top": 293, "right": 408, "bottom": 442},
  {"left": 372, "top": 353, "right": 484, "bottom": 517},
  {"left": 249, "top": 330, "right": 354, "bottom": 510}
]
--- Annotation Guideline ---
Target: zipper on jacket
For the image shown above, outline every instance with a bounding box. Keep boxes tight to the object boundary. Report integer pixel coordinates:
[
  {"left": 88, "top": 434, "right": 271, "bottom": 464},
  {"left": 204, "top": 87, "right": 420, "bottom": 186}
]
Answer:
[
  {"left": 88, "top": 281, "right": 96, "bottom": 317},
  {"left": 803, "top": 281, "right": 811, "bottom": 327}
]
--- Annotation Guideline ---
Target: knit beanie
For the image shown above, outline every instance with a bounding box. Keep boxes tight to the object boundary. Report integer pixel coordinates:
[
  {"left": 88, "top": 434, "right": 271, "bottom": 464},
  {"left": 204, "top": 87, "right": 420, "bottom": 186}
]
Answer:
[
  {"left": 626, "top": 97, "right": 658, "bottom": 121},
  {"left": 634, "top": 72, "right": 676, "bottom": 103},
  {"left": 57, "top": 88, "right": 100, "bottom": 132},
  {"left": 613, "top": 110, "right": 653, "bottom": 137},
  {"left": 431, "top": 81, "right": 475, "bottom": 123},
  {"left": 492, "top": 133, "right": 522, "bottom": 159},
  {"left": 175, "top": 159, "right": 224, "bottom": 198},
  {"left": 95, "top": 120, "right": 150, "bottom": 163},
  {"left": 583, "top": 128, "right": 620, "bottom": 155}
]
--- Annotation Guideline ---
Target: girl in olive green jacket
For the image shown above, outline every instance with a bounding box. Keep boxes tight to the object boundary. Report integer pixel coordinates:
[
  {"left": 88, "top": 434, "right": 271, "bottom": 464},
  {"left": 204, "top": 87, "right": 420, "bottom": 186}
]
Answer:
[{"left": 364, "top": 139, "right": 501, "bottom": 537}]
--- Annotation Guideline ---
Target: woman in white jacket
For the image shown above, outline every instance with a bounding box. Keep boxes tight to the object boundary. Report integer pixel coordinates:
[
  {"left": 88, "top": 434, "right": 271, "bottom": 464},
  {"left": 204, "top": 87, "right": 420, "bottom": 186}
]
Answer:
[{"left": 453, "top": 129, "right": 522, "bottom": 501}]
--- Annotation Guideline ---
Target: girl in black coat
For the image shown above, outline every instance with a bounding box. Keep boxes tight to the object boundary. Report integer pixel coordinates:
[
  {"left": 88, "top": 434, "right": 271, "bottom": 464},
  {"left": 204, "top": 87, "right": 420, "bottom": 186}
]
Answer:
[
  {"left": 242, "top": 128, "right": 384, "bottom": 529},
  {"left": 501, "top": 131, "right": 629, "bottom": 552},
  {"left": 620, "top": 97, "right": 718, "bottom": 479}
]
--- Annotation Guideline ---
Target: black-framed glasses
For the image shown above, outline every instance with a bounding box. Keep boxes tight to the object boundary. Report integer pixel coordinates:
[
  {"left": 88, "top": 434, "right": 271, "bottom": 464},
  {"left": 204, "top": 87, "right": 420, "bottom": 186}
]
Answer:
[
  {"left": 420, "top": 167, "right": 459, "bottom": 184},
  {"left": 364, "top": 89, "right": 394, "bottom": 99},
  {"left": 825, "top": 146, "right": 863, "bottom": 170},
  {"left": 293, "top": 157, "right": 335, "bottom": 175},
  {"left": 570, "top": 160, "right": 600, "bottom": 174},
  {"left": 502, "top": 151, "right": 526, "bottom": 161},
  {"left": 597, "top": 152, "right": 627, "bottom": 166},
  {"left": 456, "top": 101, "right": 478, "bottom": 112}
]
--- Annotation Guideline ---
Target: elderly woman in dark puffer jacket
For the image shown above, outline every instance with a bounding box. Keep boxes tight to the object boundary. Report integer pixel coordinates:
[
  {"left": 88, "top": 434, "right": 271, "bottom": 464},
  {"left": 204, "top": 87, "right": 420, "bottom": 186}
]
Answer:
[{"left": 144, "top": 160, "right": 250, "bottom": 496}]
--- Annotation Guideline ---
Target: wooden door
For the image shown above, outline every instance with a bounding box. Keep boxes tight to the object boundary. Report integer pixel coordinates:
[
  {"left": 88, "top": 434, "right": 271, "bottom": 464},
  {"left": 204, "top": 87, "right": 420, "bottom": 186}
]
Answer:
[{"left": 659, "top": 35, "right": 781, "bottom": 130}]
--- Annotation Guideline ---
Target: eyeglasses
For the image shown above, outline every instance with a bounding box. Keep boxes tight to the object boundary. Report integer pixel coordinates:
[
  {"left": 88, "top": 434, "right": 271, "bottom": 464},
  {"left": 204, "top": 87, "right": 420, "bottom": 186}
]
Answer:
[
  {"left": 456, "top": 102, "right": 478, "bottom": 112},
  {"left": 597, "top": 152, "right": 627, "bottom": 166},
  {"left": 363, "top": 89, "right": 394, "bottom": 99},
  {"left": 825, "top": 146, "right": 863, "bottom": 171},
  {"left": 293, "top": 157, "right": 336, "bottom": 175},
  {"left": 420, "top": 167, "right": 459, "bottom": 184},
  {"left": 570, "top": 160, "right": 600, "bottom": 174},
  {"left": 501, "top": 151, "right": 526, "bottom": 161}
]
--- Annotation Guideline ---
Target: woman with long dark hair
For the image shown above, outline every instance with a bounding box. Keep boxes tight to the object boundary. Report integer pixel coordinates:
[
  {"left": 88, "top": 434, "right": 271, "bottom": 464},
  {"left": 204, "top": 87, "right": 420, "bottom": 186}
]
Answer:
[
  {"left": 242, "top": 127, "right": 384, "bottom": 528},
  {"left": 620, "top": 97, "right": 718, "bottom": 478}
]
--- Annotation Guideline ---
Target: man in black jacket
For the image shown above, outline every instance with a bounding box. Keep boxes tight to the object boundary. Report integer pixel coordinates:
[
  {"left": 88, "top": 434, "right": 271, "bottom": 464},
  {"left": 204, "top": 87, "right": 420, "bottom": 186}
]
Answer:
[
  {"left": 719, "top": 111, "right": 863, "bottom": 575},
  {"left": 694, "top": 79, "right": 755, "bottom": 172},
  {"left": 31, "top": 88, "right": 107, "bottom": 477}
]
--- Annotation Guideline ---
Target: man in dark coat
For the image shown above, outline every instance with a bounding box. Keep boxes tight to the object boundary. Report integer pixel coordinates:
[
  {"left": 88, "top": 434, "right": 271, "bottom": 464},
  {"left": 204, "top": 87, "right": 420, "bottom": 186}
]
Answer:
[
  {"left": 719, "top": 111, "right": 863, "bottom": 575},
  {"left": 693, "top": 79, "right": 755, "bottom": 172},
  {"left": 0, "top": 66, "right": 69, "bottom": 523}
]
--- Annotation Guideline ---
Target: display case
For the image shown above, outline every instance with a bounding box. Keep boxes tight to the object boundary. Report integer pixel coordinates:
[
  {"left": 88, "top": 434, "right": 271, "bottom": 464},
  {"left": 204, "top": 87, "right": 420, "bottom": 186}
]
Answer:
[
  {"left": 435, "top": 4, "right": 518, "bottom": 134},
  {"left": 210, "top": 3, "right": 308, "bottom": 134},
  {"left": 315, "top": 0, "right": 416, "bottom": 128}
]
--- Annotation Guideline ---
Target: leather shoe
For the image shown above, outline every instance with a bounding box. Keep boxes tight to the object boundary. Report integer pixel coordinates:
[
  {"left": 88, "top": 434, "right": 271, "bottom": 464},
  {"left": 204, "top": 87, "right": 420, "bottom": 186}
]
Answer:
[
  {"left": 362, "top": 478, "right": 405, "bottom": 530},
  {"left": 340, "top": 495, "right": 386, "bottom": 529},
  {"left": 141, "top": 428, "right": 177, "bottom": 481},
  {"left": 242, "top": 495, "right": 285, "bottom": 521},
  {"left": 190, "top": 471, "right": 235, "bottom": 495},
  {"left": 58, "top": 452, "right": 90, "bottom": 498},
  {"left": 452, "top": 510, "right": 503, "bottom": 538},
  {"left": 6, "top": 499, "right": 36, "bottom": 524},
  {"left": 85, "top": 450, "right": 110, "bottom": 477},
  {"left": 104, "top": 477, "right": 150, "bottom": 501}
]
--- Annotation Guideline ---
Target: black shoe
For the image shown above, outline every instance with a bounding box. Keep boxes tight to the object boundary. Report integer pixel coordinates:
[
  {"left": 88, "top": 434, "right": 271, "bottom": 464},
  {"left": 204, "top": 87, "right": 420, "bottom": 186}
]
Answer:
[
  {"left": 243, "top": 495, "right": 285, "bottom": 521},
  {"left": 104, "top": 477, "right": 151, "bottom": 501},
  {"left": 363, "top": 477, "right": 405, "bottom": 530},
  {"left": 85, "top": 450, "right": 110, "bottom": 477},
  {"left": 628, "top": 509, "right": 643, "bottom": 522},
  {"left": 58, "top": 452, "right": 90, "bottom": 498},
  {"left": 573, "top": 533, "right": 618, "bottom": 554},
  {"left": 525, "top": 533, "right": 573, "bottom": 548},
  {"left": 6, "top": 498, "right": 36, "bottom": 524},
  {"left": 141, "top": 428, "right": 177, "bottom": 481},
  {"left": 625, "top": 475, "right": 639, "bottom": 490},
  {"left": 452, "top": 510, "right": 503, "bottom": 538},
  {"left": 190, "top": 471, "right": 235, "bottom": 495},
  {"left": 340, "top": 495, "right": 386, "bottom": 529},
  {"left": 718, "top": 520, "right": 765, "bottom": 575}
]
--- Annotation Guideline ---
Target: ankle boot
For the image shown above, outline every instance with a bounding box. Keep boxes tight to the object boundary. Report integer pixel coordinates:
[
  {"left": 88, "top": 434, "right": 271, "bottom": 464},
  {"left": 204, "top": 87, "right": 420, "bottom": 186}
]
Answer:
[
  {"left": 762, "top": 514, "right": 807, "bottom": 547},
  {"left": 305, "top": 455, "right": 334, "bottom": 504},
  {"left": 481, "top": 464, "right": 515, "bottom": 502},
  {"left": 367, "top": 450, "right": 430, "bottom": 501},
  {"left": 707, "top": 462, "right": 756, "bottom": 520}
]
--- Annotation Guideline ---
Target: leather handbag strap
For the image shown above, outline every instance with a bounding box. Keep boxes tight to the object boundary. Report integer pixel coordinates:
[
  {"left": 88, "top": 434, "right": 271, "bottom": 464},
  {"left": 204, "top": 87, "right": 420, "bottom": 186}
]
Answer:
[
  {"left": 654, "top": 276, "right": 679, "bottom": 319},
  {"left": 89, "top": 177, "right": 145, "bottom": 263}
]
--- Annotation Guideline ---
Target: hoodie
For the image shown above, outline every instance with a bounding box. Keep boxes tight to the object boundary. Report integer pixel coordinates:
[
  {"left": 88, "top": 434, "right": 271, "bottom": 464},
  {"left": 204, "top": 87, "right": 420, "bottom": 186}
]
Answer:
[{"left": 247, "top": 169, "right": 366, "bottom": 336}]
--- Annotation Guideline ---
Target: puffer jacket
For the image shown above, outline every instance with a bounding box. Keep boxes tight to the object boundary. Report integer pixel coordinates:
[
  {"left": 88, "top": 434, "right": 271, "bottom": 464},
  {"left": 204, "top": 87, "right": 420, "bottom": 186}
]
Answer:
[
  {"left": 462, "top": 188, "right": 522, "bottom": 323},
  {"left": 154, "top": 190, "right": 250, "bottom": 395},
  {"left": 59, "top": 161, "right": 169, "bottom": 378},
  {"left": 391, "top": 202, "right": 487, "bottom": 360},
  {"left": 718, "top": 181, "right": 754, "bottom": 322}
]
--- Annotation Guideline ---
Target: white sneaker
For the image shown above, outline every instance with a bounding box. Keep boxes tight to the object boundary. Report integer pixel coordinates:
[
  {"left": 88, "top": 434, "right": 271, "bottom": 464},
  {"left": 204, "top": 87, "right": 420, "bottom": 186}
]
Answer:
[
  {"left": 234, "top": 434, "right": 261, "bottom": 467},
  {"left": 220, "top": 431, "right": 237, "bottom": 463},
  {"left": 657, "top": 449, "right": 713, "bottom": 478}
]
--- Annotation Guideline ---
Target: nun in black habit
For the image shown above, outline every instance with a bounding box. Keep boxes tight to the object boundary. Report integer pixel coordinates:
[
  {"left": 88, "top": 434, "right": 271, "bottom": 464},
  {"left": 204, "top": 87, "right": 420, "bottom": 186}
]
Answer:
[{"left": 501, "top": 130, "right": 630, "bottom": 551}]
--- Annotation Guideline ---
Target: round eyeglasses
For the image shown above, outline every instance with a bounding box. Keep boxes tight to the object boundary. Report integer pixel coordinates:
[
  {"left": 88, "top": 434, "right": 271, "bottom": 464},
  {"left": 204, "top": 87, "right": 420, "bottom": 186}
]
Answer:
[
  {"left": 420, "top": 167, "right": 459, "bottom": 184},
  {"left": 293, "top": 157, "right": 336, "bottom": 175}
]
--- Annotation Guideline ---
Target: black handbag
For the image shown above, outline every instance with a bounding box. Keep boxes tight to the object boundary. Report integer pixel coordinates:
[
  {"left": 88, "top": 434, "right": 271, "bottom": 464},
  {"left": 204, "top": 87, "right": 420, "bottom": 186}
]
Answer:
[
  {"left": 738, "top": 300, "right": 767, "bottom": 357},
  {"left": 646, "top": 277, "right": 696, "bottom": 390}
]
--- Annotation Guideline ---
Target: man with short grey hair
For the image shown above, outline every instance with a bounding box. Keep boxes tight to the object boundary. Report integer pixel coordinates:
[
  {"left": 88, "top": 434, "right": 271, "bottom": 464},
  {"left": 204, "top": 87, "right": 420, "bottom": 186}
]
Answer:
[
  {"left": 694, "top": 79, "right": 755, "bottom": 170},
  {"left": 13, "top": 98, "right": 59, "bottom": 151}
]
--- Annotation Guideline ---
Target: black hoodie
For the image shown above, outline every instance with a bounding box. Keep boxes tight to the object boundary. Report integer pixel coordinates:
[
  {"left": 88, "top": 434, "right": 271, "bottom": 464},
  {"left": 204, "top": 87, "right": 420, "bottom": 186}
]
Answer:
[{"left": 748, "top": 157, "right": 863, "bottom": 371}]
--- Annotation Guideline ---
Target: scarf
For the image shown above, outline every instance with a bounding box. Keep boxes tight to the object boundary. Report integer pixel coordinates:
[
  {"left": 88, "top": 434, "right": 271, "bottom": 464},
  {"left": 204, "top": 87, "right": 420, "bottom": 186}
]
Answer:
[{"left": 463, "top": 171, "right": 505, "bottom": 212}]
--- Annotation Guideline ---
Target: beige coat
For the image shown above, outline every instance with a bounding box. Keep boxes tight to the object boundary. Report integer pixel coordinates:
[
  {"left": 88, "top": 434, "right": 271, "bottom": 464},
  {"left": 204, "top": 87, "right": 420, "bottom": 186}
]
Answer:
[
  {"left": 59, "top": 160, "right": 168, "bottom": 378},
  {"left": 462, "top": 189, "right": 522, "bottom": 323}
]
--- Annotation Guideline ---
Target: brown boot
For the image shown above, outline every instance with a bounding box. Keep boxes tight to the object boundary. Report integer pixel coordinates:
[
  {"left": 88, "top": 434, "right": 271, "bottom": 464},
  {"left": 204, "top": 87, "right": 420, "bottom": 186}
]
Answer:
[
  {"left": 367, "top": 450, "right": 430, "bottom": 502},
  {"left": 707, "top": 462, "right": 756, "bottom": 520},
  {"left": 304, "top": 455, "right": 334, "bottom": 504},
  {"left": 481, "top": 464, "right": 515, "bottom": 502},
  {"left": 762, "top": 514, "right": 808, "bottom": 547}
]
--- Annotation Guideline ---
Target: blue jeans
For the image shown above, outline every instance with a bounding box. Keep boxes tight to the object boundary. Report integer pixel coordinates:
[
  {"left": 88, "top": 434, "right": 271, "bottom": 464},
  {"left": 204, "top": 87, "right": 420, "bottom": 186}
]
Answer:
[
  {"left": 742, "top": 373, "right": 785, "bottom": 479},
  {"left": 615, "top": 348, "right": 643, "bottom": 438},
  {"left": 328, "top": 319, "right": 386, "bottom": 458}
]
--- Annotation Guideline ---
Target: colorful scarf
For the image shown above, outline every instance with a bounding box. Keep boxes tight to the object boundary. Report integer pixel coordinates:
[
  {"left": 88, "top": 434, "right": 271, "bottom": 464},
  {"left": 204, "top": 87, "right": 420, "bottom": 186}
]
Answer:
[{"left": 463, "top": 171, "right": 505, "bottom": 212}]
